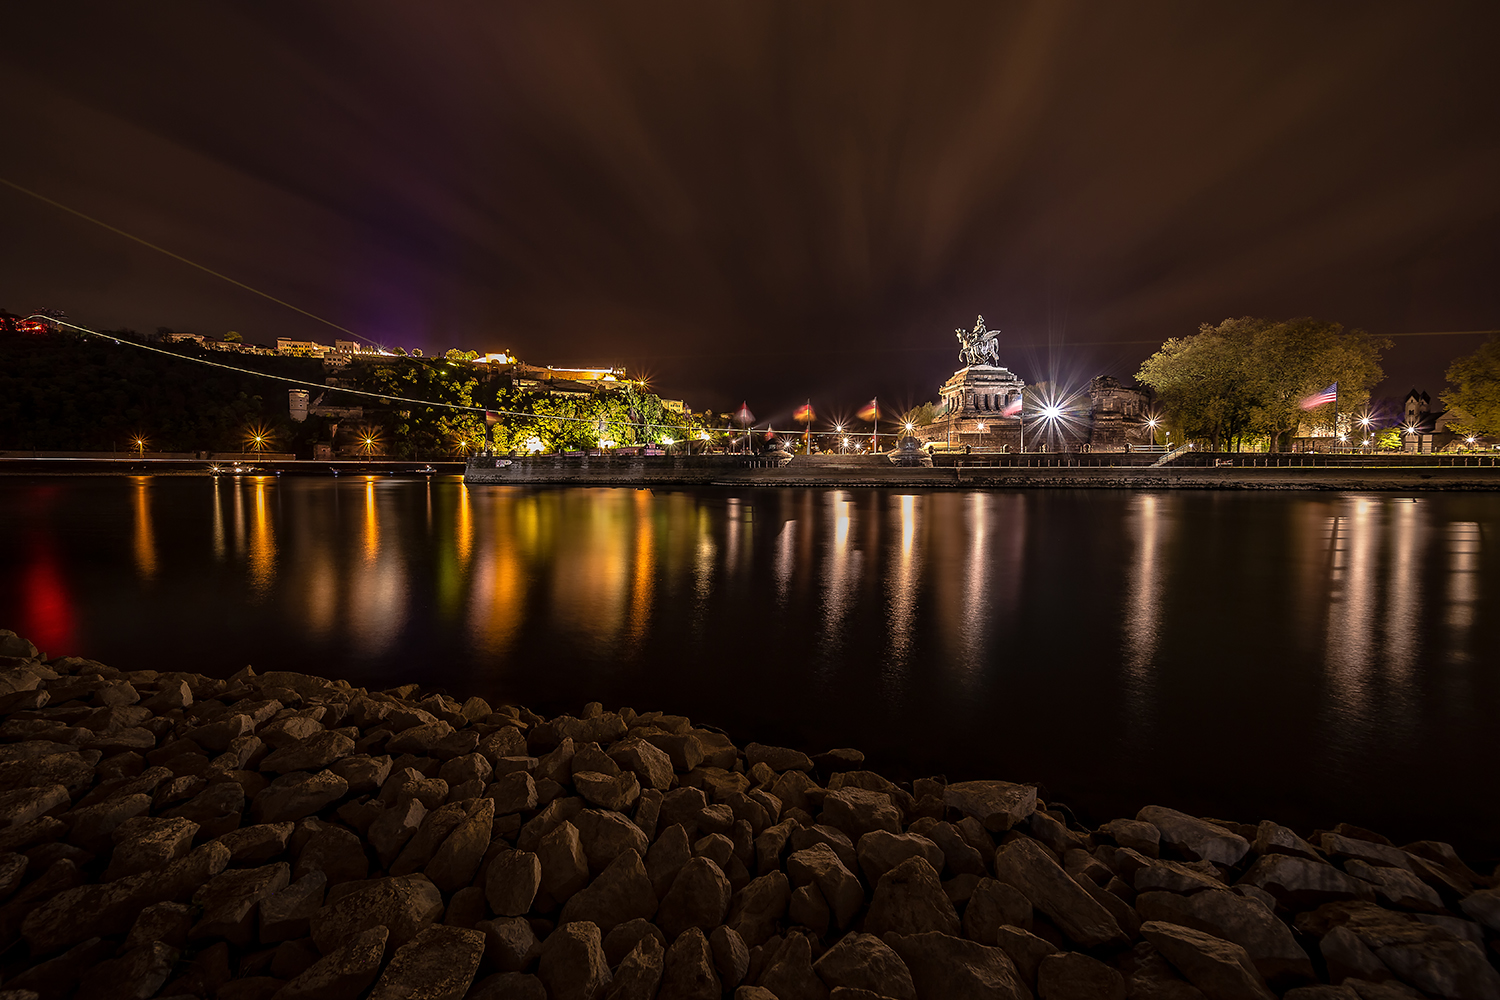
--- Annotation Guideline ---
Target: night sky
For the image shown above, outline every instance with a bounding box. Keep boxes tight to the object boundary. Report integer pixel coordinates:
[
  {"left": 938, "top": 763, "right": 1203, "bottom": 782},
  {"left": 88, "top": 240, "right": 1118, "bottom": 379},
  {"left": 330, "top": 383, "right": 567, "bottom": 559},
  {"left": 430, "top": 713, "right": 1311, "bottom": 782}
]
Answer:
[{"left": 3, "top": 3, "right": 1497, "bottom": 420}]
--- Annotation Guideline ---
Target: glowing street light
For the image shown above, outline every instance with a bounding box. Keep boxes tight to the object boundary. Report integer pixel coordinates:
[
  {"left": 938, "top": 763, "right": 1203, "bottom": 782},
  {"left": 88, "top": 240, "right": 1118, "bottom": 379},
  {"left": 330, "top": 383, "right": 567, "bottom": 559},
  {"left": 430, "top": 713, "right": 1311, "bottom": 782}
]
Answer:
[{"left": 133, "top": 437, "right": 146, "bottom": 458}]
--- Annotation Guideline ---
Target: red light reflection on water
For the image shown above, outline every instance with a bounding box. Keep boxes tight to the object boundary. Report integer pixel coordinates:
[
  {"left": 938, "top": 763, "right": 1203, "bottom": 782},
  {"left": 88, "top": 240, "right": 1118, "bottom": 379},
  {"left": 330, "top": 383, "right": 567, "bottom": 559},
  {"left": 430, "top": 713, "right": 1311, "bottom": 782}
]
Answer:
[{"left": 20, "top": 538, "right": 75, "bottom": 654}]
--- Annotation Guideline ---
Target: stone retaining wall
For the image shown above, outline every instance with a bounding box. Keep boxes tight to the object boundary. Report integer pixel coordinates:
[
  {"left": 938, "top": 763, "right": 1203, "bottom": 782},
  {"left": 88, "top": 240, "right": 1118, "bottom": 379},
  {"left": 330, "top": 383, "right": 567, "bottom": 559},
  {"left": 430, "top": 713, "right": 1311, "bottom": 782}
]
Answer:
[
  {"left": 466, "top": 457, "right": 1500, "bottom": 492},
  {"left": 1, "top": 627, "right": 1497, "bottom": 999}
]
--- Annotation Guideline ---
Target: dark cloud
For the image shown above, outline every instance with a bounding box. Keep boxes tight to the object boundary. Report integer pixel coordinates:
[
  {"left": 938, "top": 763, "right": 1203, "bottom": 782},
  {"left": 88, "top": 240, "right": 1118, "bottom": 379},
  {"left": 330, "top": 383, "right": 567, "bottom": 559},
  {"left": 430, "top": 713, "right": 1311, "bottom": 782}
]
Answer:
[{"left": 2, "top": 2, "right": 1497, "bottom": 416}]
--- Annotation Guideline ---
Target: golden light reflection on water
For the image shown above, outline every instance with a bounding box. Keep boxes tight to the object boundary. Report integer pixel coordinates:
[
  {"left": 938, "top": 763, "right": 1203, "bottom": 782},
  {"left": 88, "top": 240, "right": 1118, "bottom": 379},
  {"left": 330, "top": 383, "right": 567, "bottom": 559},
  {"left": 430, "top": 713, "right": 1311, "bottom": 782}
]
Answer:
[
  {"left": 349, "top": 480, "right": 406, "bottom": 656},
  {"left": 626, "top": 490, "right": 655, "bottom": 649},
  {"left": 246, "top": 479, "right": 277, "bottom": 597},
  {"left": 470, "top": 494, "right": 523, "bottom": 657},
  {"left": 550, "top": 491, "right": 630, "bottom": 646},
  {"left": 1122, "top": 493, "right": 1164, "bottom": 735},
  {"left": 820, "top": 491, "right": 860, "bottom": 653},
  {"left": 362, "top": 479, "right": 379, "bottom": 565},
  {"left": 131, "top": 477, "right": 157, "bottom": 581},
  {"left": 211, "top": 478, "right": 225, "bottom": 562},
  {"left": 886, "top": 494, "right": 920, "bottom": 669}
]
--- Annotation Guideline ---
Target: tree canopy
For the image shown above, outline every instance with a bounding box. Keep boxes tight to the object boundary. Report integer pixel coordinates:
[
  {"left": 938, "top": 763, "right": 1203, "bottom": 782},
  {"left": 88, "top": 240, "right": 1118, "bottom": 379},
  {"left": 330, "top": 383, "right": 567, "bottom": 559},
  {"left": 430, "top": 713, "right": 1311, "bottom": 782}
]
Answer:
[
  {"left": 1441, "top": 336, "right": 1500, "bottom": 437},
  {"left": 1136, "top": 317, "right": 1388, "bottom": 451}
]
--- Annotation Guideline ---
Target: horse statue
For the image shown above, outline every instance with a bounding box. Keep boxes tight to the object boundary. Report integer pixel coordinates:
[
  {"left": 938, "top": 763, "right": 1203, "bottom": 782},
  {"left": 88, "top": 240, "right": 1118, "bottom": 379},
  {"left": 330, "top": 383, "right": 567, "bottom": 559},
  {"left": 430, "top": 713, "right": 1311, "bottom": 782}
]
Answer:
[{"left": 956, "top": 315, "right": 1001, "bottom": 367}]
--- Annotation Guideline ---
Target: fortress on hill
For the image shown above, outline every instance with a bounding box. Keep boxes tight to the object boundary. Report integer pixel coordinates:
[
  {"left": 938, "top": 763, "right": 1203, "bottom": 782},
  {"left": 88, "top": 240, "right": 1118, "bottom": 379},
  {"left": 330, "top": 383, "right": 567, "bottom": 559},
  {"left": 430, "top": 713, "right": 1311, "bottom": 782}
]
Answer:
[{"left": 913, "top": 316, "right": 1157, "bottom": 453}]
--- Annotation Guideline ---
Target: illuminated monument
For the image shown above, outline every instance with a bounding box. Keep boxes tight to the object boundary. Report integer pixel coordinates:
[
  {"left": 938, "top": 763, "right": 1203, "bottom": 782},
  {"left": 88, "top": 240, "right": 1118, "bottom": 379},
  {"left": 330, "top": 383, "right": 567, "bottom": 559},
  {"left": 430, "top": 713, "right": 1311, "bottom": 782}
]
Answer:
[{"left": 933, "top": 316, "right": 1025, "bottom": 449}]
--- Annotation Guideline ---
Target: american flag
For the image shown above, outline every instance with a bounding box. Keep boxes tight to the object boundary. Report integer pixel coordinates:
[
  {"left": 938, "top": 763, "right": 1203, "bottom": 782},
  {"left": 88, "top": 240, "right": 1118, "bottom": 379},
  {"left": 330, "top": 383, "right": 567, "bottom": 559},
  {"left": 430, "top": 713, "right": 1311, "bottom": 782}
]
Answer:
[{"left": 1300, "top": 383, "right": 1338, "bottom": 409}]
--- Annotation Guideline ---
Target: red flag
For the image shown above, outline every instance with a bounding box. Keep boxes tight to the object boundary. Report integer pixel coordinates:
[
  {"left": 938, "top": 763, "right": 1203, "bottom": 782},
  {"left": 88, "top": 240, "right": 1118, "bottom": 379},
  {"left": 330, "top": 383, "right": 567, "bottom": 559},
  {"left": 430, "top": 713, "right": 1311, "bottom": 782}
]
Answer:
[
  {"left": 734, "top": 402, "right": 756, "bottom": 426},
  {"left": 793, "top": 402, "right": 815, "bottom": 423},
  {"left": 1002, "top": 395, "right": 1022, "bottom": 417},
  {"left": 857, "top": 399, "right": 880, "bottom": 421},
  {"left": 485, "top": 410, "right": 500, "bottom": 426}
]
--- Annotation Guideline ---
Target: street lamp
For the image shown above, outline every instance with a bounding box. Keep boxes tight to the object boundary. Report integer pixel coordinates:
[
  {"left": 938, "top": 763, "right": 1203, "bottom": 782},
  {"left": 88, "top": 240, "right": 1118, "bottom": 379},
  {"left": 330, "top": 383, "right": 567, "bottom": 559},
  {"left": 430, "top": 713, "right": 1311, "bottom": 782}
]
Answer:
[{"left": 133, "top": 437, "right": 146, "bottom": 458}]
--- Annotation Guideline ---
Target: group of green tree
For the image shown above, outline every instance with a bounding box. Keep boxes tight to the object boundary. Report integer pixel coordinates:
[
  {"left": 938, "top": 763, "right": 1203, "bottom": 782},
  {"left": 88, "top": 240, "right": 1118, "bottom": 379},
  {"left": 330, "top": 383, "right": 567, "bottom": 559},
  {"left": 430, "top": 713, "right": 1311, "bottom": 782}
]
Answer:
[
  {"left": 344, "top": 352, "right": 705, "bottom": 458},
  {"left": 0, "top": 327, "right": 703, "bottom": 459},
  {"left": 1135, "top": 317, "right": 1390, "bottom": 452},
  {"left": 1442, "top": 337, "right": 1500, "bottom": 439},
  {"left": 1137, "top": 317, "right": 1500, "bottom": 450}
]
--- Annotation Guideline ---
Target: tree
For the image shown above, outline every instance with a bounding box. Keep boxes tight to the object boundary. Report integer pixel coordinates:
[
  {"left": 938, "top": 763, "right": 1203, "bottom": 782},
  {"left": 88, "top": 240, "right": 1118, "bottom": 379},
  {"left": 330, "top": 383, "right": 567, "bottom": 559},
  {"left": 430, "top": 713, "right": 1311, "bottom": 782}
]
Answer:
[
  {"left": 1442, "top": 336, "right": 1500, "bottom": 436},
  {"left": 1137, "top": 317, "right": 1387, "bottom": 452},
  {"left": 223, "top": 330, "right": 243, "bottom": 343},
  {"left": 1137, "top": 319, "right": 1264, "bottom": 451}
]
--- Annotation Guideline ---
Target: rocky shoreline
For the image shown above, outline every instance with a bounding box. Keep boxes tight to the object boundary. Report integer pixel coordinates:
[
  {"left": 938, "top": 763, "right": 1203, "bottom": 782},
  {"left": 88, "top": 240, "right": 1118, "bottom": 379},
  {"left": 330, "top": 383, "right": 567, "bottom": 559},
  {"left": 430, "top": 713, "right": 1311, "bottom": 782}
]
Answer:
[{"left": 1, "top": 628, "right": 1497, "bottom": 1000}]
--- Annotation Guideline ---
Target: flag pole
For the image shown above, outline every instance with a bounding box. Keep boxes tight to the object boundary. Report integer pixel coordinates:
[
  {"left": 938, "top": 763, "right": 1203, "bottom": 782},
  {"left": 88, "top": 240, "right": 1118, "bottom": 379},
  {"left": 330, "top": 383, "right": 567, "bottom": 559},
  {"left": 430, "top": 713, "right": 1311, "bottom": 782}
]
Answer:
[
  {"left": 873, "top": 397, "right": 878, "bottom": 454},
  {"left": 805, "top": 399, "right": 811, "bottom": 454}
]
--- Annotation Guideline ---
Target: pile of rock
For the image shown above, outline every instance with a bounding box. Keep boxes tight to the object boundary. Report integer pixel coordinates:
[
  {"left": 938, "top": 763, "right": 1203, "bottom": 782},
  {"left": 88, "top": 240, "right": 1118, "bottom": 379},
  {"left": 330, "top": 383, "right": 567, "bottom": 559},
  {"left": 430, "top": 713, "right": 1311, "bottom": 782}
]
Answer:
[{"left": 1, "top": 627, "right": 1497, "bottom": 1000}]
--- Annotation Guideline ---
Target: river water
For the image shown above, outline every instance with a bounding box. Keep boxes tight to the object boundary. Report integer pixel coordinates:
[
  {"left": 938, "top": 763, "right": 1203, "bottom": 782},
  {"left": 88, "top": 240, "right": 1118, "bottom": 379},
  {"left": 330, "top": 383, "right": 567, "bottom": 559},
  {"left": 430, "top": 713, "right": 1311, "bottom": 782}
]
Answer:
[{"left": 2, "top": 475, "right": 1497, "bottom": 862}]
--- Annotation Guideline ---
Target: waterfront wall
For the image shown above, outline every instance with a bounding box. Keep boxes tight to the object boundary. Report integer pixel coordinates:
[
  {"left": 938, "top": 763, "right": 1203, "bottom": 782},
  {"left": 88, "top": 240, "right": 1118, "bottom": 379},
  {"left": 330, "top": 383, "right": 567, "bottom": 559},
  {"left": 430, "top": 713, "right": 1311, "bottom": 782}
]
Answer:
[
  {"left": 465, "top": 454, "right": 1500, "bottom": 491},
  {"left": 0, "top": 627, "right": 1496, "bottom": 998}
]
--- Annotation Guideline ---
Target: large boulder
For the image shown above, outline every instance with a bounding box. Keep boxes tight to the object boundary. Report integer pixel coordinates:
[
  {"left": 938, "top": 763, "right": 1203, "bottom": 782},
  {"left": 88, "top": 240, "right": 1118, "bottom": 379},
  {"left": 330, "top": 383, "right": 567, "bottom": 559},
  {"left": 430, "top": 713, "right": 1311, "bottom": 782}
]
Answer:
[
  {"left": 1139, "top": 921, "right": 1275, "bottom": 1000},
  {"left": 1136, "top": 889, "right": 1314, "bottom": 988},
  {"left": 820, "top": 788, "right": 902, "bottom": 840},
  {"left": 786, "top": 843, "right": 864, "bottom": 930},
  {"left": 253, "top": 770, "right": 349, "bottom": 824},
  {"left": 272, "top": 924, "right": 388, "bottom": 1000},
  {"left": 1037, "top": 952, "right": 1126, "bottom": 1000},
  {"left": 812, "top": 932, "right": 915, "bottom": 999},
  {"left": 857, "top": 831, "right": 945, "bottom": 886},
  {"left": 558, "top": 849, "right": 658, "bottom": 932},
  {"left": 943, "top": 781, "right": 1036, "bottom": 832},
  {"left": 1138, "top": 807, "right": 1250, "bottom": 866},
  {"left": 883, "top": 931, "right": 1031, "bottom": 1000},
  {"left": 486, "top": 849, "right": 543, "bottom": 917},
  {"left": 190, "top": 862, "right": 291, "bottom": 946},
  {"left": 1239, "top": 855, "right": 1369, "bottom": 909},
  {"left": 865, "top": 856, "right": 960, "bottom": 937},
  {"left": 660, "top": 927, "right": 721, "bottom": 1000},
  {"left": 22, "top": 841, "right": 231, "bottom": 955},
  {"left": 367, "top": 924, "right": 485, "bottom": 1000},
  {"left": 309, "top": 874, "right": 444, "bottom": 954},
  {"left": 726, "top": 871, "right": 790, "bottom": 946},
  {"left": 538, "top": 921, "right": 611, "bottom": 1000},
  {"left": 605, "top": 934, "right": 665, "bottom": 1000},
  {"left": 993, "top": 837, "right": 1126, "bottom": 948},
  {"left": 657, "top": 857, "right": 732, "bottom": 939}
]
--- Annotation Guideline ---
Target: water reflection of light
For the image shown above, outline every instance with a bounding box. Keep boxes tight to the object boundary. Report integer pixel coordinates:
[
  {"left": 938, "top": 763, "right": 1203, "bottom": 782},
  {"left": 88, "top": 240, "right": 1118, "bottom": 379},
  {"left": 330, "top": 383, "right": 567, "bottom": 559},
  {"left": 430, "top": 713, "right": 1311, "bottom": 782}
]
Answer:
[
  {"left": 886, "top": 494, "right": 919, "bottom": 670},
  {"left": 211, "top": 478, "right": 226, "bottom": 561},
  {"left": 774, "top": 519, "right": 797, "bottom": 603},
  {"left": 627, "top": 489, "right": 655, "bottom": 647},
  {"left": 349, "top": 479, "right": 406, "bottom": 656},
  {"left": 693, "top": 506, "right": 716, "bottom": 605},
  {"left": 1323, "top": 501, "right": 1375, "bottom": 724},
  {"left": 232, "top": 477, "right": 246, "bottom": 557},
  {"left": 247, "top": 479, "right": 277, "bottom": 596},
  {"left": 1384, "top": 499, "right": 1419, "bottom": 680},
  {"left": 22, "top": 537, "right": 75, "bottom": 654},
  {"left": 820, "top": 491, "right": 861, "bottom": 655},
  {"left": 1445, "top": 521, "right": 1479, "bottom": 659},
  {"left": 132, "top": 477, "right": 157, "bottom": 581},
  {"left": 726, "top": 498, "right": 743, "bottom": 579},
  {"left": 1123, "top": 494, "right": 1164, "bottom": 733},
  {"left": 456, "top": 484, "right": 473, "bottom": 571},
  {"left": 552, "top": 491, "right": 629, "bottom": 646},
  {"left": 363, "top": 479, "right": 379, "bottom": 564},
  {"left": 470, "top": 493, "right": 524, "bottom": 657}
]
